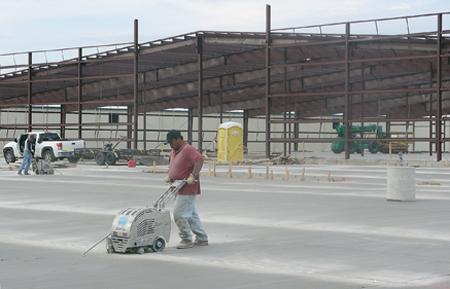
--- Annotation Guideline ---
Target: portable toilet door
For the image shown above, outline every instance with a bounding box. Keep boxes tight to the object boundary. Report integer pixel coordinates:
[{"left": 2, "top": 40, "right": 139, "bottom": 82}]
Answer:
[{"left": 217, "top": 121, "right": 243, "bottom": 162}]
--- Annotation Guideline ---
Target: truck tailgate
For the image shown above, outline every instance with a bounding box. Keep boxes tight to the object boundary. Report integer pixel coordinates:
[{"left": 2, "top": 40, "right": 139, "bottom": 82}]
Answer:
[{"left": 61, "top": 140, "right": 84, "bottom": 152}]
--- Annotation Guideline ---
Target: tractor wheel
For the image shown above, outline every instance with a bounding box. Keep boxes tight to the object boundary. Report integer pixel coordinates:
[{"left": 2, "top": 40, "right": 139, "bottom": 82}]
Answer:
[
  {"left": 369, "top": 141, "right": 379, "bottom": 154},
  {"left": 349, "top": 142, "right": 356, "bottom": 154},
  {"left": 95, "top": 152, "right": 106, "bottom": 165},
  {"left": 332, "top": 148, "right": 342, "bottom": 153}
]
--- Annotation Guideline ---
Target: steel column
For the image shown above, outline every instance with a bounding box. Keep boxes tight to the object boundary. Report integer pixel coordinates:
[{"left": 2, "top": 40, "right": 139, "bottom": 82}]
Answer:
[
  {"left": 293, "top": 87, "right": 300, "bottom": 152},
  {"left": 127, "top": 106, "right": 132, "bottom": 149},
  {"left": 429, "top": 62, "right": 433, "bottom": 155},
  {"left": 283, "top": 47, "right": 287, "bottom": 156},
  {"left": 360, "top": 63, "right": 365, "bottom": 156},
  {"left": 188, "top": 108, "right": 193, "bottom": 145},
  {"left": 60, "top": 104, "right": 66, "bottom": 138},
  {"left": 27, "top": 52, "right": 32, "bottom": 132},
  {"left": 219, "top": 76, "right": 223, "bottom": 124},
  {"left": 143, "top": 74, "right": 147, "bottom": 150},
  {"left": 265, "top": 4, "right": 271, "bottom": 158},
  {"left": 288, "top": 103, "right": 292, "bottom": 155},
  {"left": 133, "top": 19, "right": 139, "bottom": 149},
  {"left": 77, "top": 48, "right": 82, "bottom": 140},
  {"left": 243, "top": 109, "right": 249, "bottom": 148},
  {"left": 344, "top": 23, "right": 351, "bottom": 159},
  {"left": 197, "top": 36, "right": 203, "bottom": 152},
  {"left": 436, "top": 14, "right": 443, "bottom": 161}
]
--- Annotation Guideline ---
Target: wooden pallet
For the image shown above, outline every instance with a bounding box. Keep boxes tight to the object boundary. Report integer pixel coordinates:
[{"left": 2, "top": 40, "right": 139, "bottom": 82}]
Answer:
[{"left": 378, "top": 142, "right": 409, "bottom": 153}]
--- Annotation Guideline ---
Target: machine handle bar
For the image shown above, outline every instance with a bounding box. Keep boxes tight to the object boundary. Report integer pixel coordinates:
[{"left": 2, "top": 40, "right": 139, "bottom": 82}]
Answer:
[{"left": 153, "top": 179, "right": 187, "bottom": 210}]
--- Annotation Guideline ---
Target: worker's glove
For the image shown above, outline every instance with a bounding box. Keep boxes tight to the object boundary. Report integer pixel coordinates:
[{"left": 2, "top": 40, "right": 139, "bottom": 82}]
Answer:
[
  {"left": 187, "top": 173, "right": 195, "bottom": 185},
  {"left": 164, "top": 175, "right": 172, "bottom": 183}
]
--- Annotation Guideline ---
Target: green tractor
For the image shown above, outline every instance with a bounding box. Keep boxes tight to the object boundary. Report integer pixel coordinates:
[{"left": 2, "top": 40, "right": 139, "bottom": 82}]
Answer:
[{"left": 331, "top": 124, "right": 384, "bottom": 154}]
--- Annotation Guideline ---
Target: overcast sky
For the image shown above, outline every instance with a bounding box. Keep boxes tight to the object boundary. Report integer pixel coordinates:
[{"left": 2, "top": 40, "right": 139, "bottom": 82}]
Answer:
[{"left": 1, "top": 0, "right": 450, "bottom": 57}]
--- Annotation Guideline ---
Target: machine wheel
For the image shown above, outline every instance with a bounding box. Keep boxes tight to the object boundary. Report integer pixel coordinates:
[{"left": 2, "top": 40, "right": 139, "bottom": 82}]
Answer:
[
  {"left": 368, "top": 141, "right": 379, "bottom": 154},
  {"left": 105, "top": 152, "right": 116, "bottom": 165},
  {"left": 44, "top": 150, "right": 56, "bottom": 162},
  {"left": 137, "top": 247, "right": 145, "bottom": 255},
  {"left": 68, "top": 156, "right": 80, "bottom": 163},
  {"left": 95, "top": 152, "right": 106, "bottom": 165},
  {"left": 349, "top": 142, "right": 356, "bottom": 154},
  {"left": 3, "top": 149, "right": 16, "bottom": 164},
  {"left": 32, "top": 160, "right": 38, "bottom": 174},
  {"left": 151, "top": 237, "right": 166, "bottom": 252},
  {"left": 106, "top": 237, "right": 115, "bottom": 254}
]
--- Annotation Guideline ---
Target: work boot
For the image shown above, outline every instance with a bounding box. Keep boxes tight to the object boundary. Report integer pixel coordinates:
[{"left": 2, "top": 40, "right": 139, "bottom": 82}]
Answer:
[
  {"left": 194, "top": 238, "right": 208, "bottom": 246},
  {"left": 24, "top": 173, "right": 31, "bottom": 175},
  {"left": 176, "top": 240, "right": 193, "bottom": 249},
  {"left": 17, "top": 172, "right": 22, "bottom": 175}
]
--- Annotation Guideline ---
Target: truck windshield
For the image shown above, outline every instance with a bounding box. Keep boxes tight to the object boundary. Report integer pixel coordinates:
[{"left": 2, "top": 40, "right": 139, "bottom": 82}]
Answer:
[{"left": 39, "top": 133, "right": 62, "bottom": 142}]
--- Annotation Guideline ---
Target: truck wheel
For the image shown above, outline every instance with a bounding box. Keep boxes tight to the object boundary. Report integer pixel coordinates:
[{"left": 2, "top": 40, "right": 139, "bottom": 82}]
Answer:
[
  {"left": 105, "top": 152, "right": 116, "bottom": 165},
  {"left": 95, "top": 152, "right": 106, "bottom": 165},
  {"left": 3, "top": 149, "right": 16, "bottom": 164},
  {"left": 68, "top": 156, "right": 80, "bottom": 164},
  {"left": 369, "top": 141, "right": 379, "bottom": 154},
  {"left": 44, "top": 150, "right": 56, "bottom": 162}
]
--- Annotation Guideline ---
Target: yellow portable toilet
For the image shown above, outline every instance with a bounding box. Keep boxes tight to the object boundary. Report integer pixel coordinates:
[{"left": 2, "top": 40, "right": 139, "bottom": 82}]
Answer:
[{"left": 217, "top": 121, "right": 243, "bottom": 162}]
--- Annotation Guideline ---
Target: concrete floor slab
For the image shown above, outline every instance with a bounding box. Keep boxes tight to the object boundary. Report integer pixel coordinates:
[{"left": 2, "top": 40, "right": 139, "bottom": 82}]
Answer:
[{"left": 1, "top": 156, "right": 450, "bottom": 288}]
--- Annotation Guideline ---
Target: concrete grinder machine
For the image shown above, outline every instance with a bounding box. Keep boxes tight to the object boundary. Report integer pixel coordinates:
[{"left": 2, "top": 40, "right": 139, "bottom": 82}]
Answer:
[{"left": 83, "top": 180, "right": 187, "bottom": 255}]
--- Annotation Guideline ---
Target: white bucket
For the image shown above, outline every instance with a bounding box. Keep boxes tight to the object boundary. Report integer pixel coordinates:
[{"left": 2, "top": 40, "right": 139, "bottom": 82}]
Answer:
[{"left": 387, "top": 167, "right": 416, "bottom": 202}]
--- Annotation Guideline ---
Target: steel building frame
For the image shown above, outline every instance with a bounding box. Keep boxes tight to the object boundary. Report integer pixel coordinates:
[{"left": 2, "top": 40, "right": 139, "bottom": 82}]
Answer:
[
  {"left": 1, "top": 9, "right": 450, "bottom": 160},
  {"left": 265, "top": 6, "right": 450, "bottom": 160}
]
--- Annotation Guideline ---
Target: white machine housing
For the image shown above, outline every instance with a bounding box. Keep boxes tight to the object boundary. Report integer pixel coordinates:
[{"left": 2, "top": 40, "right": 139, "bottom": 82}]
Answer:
[
  {"left": 107, "top": 180, "right": 187, "bottom": 254},
  {"left": 108, "top": 206, "right": 171, "bottom": 253}
]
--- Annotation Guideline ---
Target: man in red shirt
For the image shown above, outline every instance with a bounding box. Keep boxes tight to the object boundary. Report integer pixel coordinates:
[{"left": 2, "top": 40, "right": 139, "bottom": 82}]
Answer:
[{"left": 165, "top": 130, "right": 209, "bottom": 249}]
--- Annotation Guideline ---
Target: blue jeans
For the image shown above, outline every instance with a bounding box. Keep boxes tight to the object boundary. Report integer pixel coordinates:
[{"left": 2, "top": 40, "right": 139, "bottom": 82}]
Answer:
[
  {"left": 18, "top": 151, "right": 32, "bottom": 174},
  {"left": 173, "top": 194, "right": 208, "bottom": 243}
]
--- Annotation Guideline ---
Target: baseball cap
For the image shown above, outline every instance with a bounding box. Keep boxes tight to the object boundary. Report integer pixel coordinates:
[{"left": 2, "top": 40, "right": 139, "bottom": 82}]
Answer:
[{"left": 164, "top": 130, "right": 182, "bottom": 145}]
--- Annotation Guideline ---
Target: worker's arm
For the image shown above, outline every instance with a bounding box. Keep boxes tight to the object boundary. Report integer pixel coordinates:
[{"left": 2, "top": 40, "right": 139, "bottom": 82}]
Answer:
[
  {"left": 187, "top": 158, "right": 204, "bottom": 184},
  {"left": 191, "top": 158, "right": 204, "bottom": 178}
]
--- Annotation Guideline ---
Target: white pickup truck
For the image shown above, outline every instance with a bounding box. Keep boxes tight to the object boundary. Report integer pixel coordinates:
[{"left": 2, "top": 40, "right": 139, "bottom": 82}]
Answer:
[{"left": 3, "top": 131, "right": 85, "bottom": 164}]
